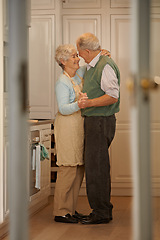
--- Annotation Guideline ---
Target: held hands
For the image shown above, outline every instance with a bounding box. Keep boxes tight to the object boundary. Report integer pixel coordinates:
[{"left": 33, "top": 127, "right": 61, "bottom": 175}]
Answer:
[{"left": 78, "top": 92, "right": 88, "bottom": 109}]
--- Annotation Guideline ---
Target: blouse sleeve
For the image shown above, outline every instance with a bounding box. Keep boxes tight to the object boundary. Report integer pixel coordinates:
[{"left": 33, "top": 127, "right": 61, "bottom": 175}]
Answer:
[{"left": 55, "top": 80, "right": 80, "bottom": 115}]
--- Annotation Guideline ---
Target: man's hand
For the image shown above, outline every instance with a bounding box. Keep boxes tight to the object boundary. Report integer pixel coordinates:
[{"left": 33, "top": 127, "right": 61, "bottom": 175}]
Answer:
[{"left": 78, "top": 94, "right": 118, "bottom": 109}]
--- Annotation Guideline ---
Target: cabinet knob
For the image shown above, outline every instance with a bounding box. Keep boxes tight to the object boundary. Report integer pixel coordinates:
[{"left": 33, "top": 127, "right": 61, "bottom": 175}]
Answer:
[{"left": 140, "top": 77, "right": 160, "bottom": 90}]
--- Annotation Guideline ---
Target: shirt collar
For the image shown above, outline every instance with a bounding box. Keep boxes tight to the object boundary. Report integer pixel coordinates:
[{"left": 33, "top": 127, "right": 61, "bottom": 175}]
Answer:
[{"left": 87, "top": 52, "right": 101, "bottom": 70}]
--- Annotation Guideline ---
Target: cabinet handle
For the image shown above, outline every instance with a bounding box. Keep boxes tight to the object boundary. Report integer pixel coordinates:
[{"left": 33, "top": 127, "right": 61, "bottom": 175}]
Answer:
[{"left": 44, "top": 133, "right": 51, "bottom": 137}]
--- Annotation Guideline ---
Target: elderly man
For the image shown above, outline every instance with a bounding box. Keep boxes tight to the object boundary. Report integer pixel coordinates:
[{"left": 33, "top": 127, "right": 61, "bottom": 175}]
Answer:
[{"left": 77, "top": 33, "right": 120, "bottom": 224}]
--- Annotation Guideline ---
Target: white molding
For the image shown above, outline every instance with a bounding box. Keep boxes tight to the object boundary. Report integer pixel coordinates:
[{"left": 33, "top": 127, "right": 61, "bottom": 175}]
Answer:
[{"left": 0, "top": 0, "right": 4, "bottom": 224}]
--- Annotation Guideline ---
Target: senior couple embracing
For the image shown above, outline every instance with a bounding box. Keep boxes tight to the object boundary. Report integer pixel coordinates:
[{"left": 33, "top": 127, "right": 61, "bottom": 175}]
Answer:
[{"left": 53, "top": 33, "right": 120, "bottom": 225}]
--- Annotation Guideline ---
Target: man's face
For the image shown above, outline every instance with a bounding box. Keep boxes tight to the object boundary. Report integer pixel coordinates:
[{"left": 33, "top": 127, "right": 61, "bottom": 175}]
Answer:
[{"left": 77, "top": 45, "right": 90, "bottom": 64}]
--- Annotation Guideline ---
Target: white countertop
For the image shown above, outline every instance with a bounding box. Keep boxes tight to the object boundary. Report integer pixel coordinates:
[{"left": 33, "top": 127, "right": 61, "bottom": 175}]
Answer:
[{"left": 28, "top": 119, "right": 54, "bottom": 126}]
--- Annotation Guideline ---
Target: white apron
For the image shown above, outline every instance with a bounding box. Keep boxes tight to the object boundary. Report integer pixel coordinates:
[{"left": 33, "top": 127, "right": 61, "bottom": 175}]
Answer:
[{"left": 54, "top": 73, "right": 84, "bottom": 166}]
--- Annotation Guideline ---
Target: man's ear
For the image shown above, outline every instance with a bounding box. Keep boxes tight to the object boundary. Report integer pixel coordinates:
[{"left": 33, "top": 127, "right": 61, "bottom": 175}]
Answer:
[{"left": 85, "top": 49, "right": 90, "bottom": 54}]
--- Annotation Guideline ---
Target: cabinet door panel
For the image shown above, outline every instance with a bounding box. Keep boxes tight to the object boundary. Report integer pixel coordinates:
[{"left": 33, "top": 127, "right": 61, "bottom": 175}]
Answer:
[
  {"left": 150, "top": 14, "right": 160, "bottom": 194},
  {"left": 111, "top": 129, "right": 132, "bottom": 182},
  {"left": 150, "top": 15, "right": 160, "bottom": 122},
  {"left": 110, "top": 0, "right": 160, "bottom": 9},
  {"left": 3, "top": 137, "right": 9, "bottom": 218},
  {"left": 152, "top": 0, "right": 160, "bottom": 7},
  {"left": 3, "top": 0, "right": 8, "bottom": 42},
  {"left": 31, "top": 0, "right": 55, "bottom": 9},
  {"left": 62, "top": 0, "right": 101, "bottom": 9},
  {"left": 111, "top": 14, "right": 131, "bottom": 123},
  {"left": 110, "top": 14, "right": 132, "bottom": 195},
  {"left": 110, "top": 0, "right": 130, "bottom": 8},
  {"left": 29, "top": 15, "right": 55, "bottom": 119},
  {"left": 63, "top": 15, "right": 101, "bottom": 65},
  {"left": 63, "top": 15, "right": 101, "bottom": 43}
]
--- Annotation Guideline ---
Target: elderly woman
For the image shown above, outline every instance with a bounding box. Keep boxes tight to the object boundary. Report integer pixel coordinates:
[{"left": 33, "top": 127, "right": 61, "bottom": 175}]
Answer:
[{"left": 53, "top": 44, "right": 87, "bottom": 224}]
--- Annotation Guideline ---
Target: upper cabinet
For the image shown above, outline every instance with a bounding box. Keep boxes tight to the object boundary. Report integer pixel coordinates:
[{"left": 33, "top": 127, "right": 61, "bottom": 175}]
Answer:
[
  {"left": 29, "top": 14, "right": 55, "bottom": 119},
  {"left": 62, "top": 0, "right": 101, "bottom": 9},
  {"left": 3, "top": 0, "right": 8, "bottom": 42}
]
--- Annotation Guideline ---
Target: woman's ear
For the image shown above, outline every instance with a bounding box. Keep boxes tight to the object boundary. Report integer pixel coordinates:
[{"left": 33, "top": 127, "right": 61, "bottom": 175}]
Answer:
[{"left": 60, "top": 59, "right": 66, "bottom": 66}]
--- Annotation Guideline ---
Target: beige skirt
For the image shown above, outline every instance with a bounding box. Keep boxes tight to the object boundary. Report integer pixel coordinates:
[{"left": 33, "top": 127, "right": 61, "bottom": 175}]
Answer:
[{"left": 54, "top": 111, "right": 84, "bottom": 166}]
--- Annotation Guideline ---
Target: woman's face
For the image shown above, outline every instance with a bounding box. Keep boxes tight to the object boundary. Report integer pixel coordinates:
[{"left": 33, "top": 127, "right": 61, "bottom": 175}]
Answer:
[{"left": 63, "top": 50, "right": 80, "bottom": 72}]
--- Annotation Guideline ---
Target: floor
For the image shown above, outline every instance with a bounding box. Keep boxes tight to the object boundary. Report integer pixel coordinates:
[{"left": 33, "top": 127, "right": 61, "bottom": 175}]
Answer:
[{"left": 2, "top": 196, "right": 160, "bottom": 240}]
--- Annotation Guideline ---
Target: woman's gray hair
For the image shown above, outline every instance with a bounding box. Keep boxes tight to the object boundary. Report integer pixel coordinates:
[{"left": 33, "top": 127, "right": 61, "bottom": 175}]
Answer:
[
  {"left": 55, "top": 44, "right": 77, "bottom": 69},
  {"left": 76, "top": 33, "right": 101, "bottom": 51}
]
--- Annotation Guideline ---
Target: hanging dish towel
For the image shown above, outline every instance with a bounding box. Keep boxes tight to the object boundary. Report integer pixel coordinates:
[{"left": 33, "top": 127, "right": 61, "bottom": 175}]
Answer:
[{"left": 40, "top": 143, "right": 49, "bottom": 161}]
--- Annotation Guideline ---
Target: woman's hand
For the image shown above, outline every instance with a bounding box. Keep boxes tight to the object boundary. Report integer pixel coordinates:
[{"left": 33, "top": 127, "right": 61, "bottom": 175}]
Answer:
[
  {"left": 78, "top": 92, "right": 88, "bottom": 109},
  {"left": 101, "top": 49, "right": 111, "bottom": 58}
]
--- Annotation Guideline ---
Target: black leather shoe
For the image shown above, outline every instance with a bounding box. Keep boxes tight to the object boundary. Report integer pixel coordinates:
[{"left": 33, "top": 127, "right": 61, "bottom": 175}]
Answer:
[
  {"left": 54, "top": 213, "right": 78, "bottom": 223},
  {"left": 80, "top": 215, "right": 110, "bottom": 225},
  {"left": 72, "top": 211, "right": 89, "bottom": 220},
  {"left": 81, "top": 212, "right": 113, "bottom": 221}
]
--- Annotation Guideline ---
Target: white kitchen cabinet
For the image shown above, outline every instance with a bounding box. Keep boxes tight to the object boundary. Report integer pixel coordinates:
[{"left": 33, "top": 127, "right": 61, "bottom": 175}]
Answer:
[
  {"left": 61, "top": 3, "right": 132, "bottom": 196},
  {"left": 61, "top": 1, "right": 160, "bottom": 196},
  {"left": 3, "top": 0, "right": 8, "bottom": 43},
  {"left": 3, "top": 135, "right": 9, "bottom": 219},
  {"left": 29, "top": 14, "right": 55, "bottom": 119},
  {"left": 150, "top": 13, "right": 160, "bottom": 196},
  {"left": 29, "top": 122, "right": 51, "bottom": 215},
  {"left": 109, "top": 14, "right": 132, "bottom": 195},
  {"left": 28, "top": 0, "right": 160, "bottom": 196},
  {"left": 3, "top": 94, "right": 9, "bottom": 220}
]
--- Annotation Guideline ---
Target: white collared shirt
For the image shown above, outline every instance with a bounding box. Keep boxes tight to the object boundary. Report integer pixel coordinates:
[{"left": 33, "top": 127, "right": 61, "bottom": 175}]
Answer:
[{"left": 87, "top": 52, "right": 119, "bottom": 99}]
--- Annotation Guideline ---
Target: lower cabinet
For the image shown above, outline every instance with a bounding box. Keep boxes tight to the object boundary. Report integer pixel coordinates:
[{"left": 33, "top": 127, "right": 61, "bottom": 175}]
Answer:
[{"left": 29, "top": 122, "right": 51, "bottom": 215}]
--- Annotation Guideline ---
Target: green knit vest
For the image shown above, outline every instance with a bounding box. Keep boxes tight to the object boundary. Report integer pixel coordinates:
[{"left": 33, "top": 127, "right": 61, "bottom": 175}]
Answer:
[{"left": 81, "top": 55, "right": 120, "bottom": 117}]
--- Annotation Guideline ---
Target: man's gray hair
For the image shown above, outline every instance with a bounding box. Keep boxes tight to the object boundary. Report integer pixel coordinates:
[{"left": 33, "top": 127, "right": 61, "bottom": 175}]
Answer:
[
  {"left": 76, "top": 33, "right": 101, "bottom": 51},
  {"left": 55, "top": 44, "right": 76, "bottom": 69}
]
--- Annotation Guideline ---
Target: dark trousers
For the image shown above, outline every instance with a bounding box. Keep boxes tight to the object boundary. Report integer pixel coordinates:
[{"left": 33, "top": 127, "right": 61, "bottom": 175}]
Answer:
[{"left": 84, "top": 115, "right": 116, "bottom": 219}]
